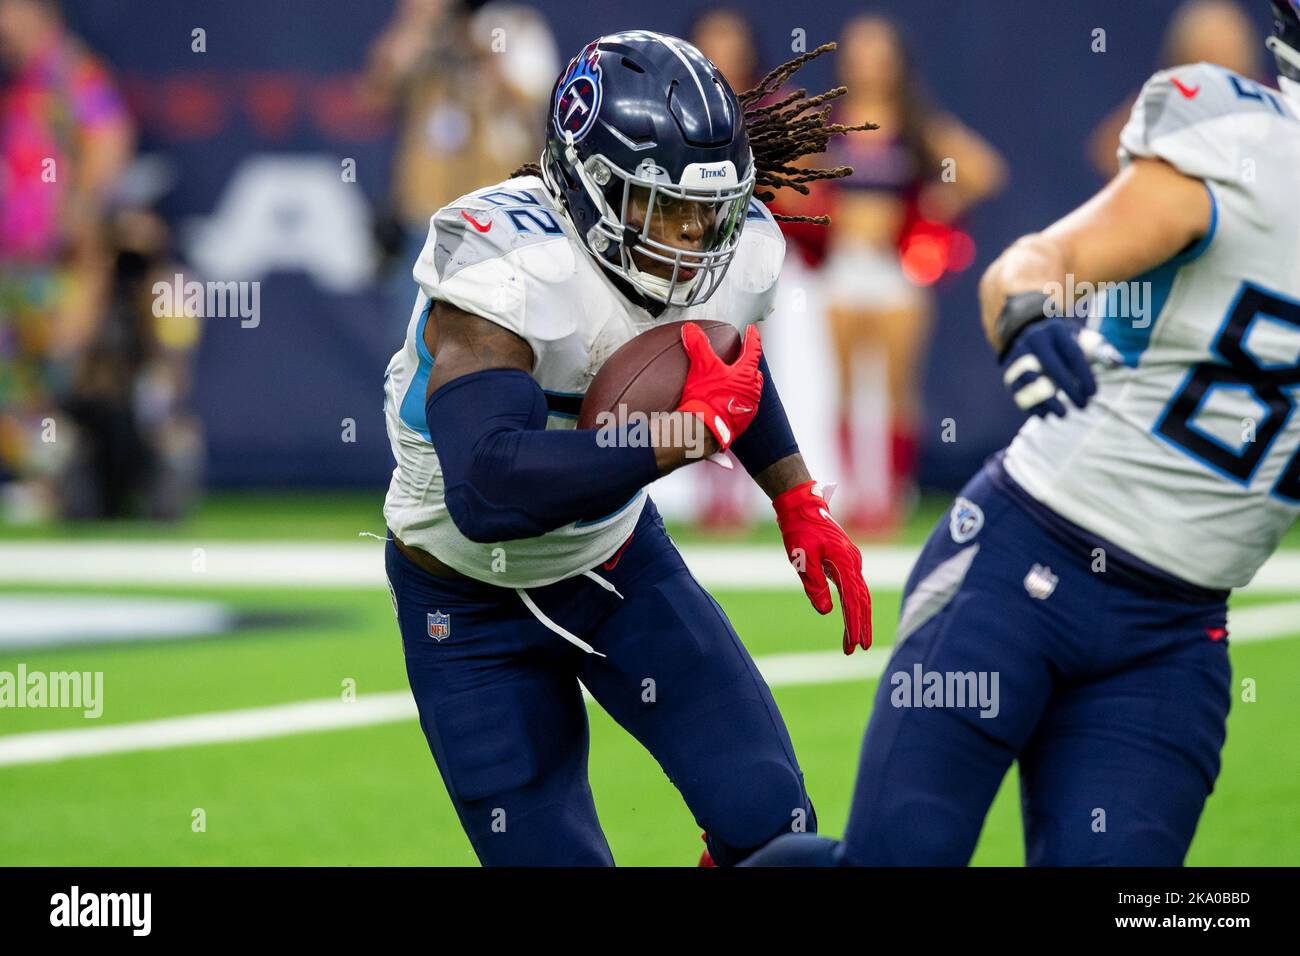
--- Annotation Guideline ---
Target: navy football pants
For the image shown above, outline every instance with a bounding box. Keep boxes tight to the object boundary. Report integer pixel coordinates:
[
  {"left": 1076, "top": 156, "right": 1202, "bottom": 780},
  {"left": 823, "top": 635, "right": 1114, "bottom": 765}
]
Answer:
[
  {"left": 385, "top": 500, "right": 814, "bottom": 866},
  {"left": 747, "top": 460, "right": 1231, "bottom": 866}
]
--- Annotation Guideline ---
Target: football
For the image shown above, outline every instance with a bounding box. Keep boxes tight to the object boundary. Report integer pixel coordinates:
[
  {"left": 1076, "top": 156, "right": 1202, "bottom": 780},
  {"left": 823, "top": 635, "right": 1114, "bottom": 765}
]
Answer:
[{"left": 576, "top": 320, "right": 742, "bottom": 430}]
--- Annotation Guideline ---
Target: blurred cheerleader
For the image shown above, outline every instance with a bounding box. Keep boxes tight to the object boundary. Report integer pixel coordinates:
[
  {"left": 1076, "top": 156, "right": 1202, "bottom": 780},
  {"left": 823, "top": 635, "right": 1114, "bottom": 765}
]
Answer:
[
  {"left": 689, "top": 10, "right": 845, "bottom": 532},
  {"left": 824, "top": 15, "right": 1004, "bottom": 533}
]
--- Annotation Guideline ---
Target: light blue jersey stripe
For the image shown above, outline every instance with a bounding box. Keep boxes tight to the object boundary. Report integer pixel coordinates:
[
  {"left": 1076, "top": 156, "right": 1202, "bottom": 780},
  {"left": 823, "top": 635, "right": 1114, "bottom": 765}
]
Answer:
[
  {"left": 1098, "top": 183, "right": 1218, "bottom": 366},
  {"left": 398, "top": 301, "right": 436, "bottom": 441}
]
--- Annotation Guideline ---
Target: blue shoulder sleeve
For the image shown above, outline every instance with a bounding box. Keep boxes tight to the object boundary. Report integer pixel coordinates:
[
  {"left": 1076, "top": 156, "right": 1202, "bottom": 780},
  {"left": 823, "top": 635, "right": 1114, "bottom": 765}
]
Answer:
[
  {"left": 426, "top": 368, "right": 659, "bottom": 543},
  {"left": 731, "top": 354, "right": 800, "bottom": 477}
]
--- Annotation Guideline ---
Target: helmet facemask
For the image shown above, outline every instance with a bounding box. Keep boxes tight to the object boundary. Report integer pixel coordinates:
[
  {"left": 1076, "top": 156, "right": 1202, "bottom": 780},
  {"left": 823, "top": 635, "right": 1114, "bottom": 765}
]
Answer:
[
  {"left": 1269, "top": 0, "right": 1300, "bottom": 106},
  {"left": 559, "top": 133, "right": 755, "bottom": 307},
  {"left": 1267, "top": 37, "right": 1300, "bottom": 106}
]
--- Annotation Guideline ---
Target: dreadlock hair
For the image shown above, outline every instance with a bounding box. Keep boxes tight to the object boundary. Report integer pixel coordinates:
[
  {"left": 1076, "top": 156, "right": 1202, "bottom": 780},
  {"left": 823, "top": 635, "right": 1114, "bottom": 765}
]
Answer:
[
  {"left": 511, "top": 161, "right": 545, "bottom": 179},
  {"left": 736, "top": 42, "right": 875, "bottom": 224},
  {"left": 511, "top": 41, "right": 874, "bottom": 225}
]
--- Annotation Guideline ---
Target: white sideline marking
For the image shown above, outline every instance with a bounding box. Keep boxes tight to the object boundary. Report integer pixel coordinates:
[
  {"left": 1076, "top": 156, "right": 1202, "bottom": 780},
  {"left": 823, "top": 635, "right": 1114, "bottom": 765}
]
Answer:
[
  {"left": 1, "top": 607, "right": 1296, "bottom": 770},
  {"left": 1, "top": 539, "right": 1299, "bottom": 592},
  {"left": 0, "top": 650, "right": 884, "bottom": 769},
  {"left": 0, "top": 595, "right": 233, "bottom": 649},
  {"left": 0, "top": 542, "right": 388, "bottom": 589},
  {"left": 1222, "top": 600, "right": 1300, "bottom": 641},
  {"left": 0, "top": 695, "right": 417, "bottom": 768},
  {"left": 0, "top": 540, "right": 917, "bottom": 588}
]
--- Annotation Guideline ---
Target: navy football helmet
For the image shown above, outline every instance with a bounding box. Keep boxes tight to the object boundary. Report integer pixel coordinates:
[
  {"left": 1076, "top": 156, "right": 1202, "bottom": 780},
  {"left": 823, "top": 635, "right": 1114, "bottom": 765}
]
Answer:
[
  {"left": 540, "top": 31, "right": 756, "bottom": 307},
  {"left": 1268, "top": 0, "right": 1300, "bottom": 93}
]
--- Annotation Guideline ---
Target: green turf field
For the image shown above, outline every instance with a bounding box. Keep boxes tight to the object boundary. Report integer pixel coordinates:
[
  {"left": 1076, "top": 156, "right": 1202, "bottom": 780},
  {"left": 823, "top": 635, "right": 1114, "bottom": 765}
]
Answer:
[{"left": 1, "top": 492, "right": 1297, "bottom": 866}]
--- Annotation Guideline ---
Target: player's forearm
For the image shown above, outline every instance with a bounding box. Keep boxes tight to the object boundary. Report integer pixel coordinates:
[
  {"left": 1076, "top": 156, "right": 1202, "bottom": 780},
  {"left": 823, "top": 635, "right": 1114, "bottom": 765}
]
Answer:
[
  {"left": 979, "top": 233, "right": 1067, "bottom": 350},
  {"left": 723, "top": 351, "right": 808, "bottom": 498},
  {"left": 456, "top": 427, "right": 659, "bottom": 540},
  {"left": 754, "top": 453, "right": 813, "bottom": 500},
  {"left": 981, "top": 160, "right": 1216, "bottom": 353},
  {"left": 648, "top": 411, "right": 720, "bottom": 473},
  {"left": 731, "top": 354, "right": 800, "bottom": 480},
  {"left": 428, "top": 369, "right": 659, "bottom": 542}
]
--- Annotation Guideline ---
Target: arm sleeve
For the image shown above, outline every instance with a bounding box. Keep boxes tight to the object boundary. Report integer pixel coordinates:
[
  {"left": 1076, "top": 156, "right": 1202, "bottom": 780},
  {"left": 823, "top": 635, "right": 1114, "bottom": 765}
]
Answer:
[
  {"left": 730, "top": 353, "right": 800, "bottom": 477},
  {"left": 426, "top": 368, "right": 660, "bottom": 543}
]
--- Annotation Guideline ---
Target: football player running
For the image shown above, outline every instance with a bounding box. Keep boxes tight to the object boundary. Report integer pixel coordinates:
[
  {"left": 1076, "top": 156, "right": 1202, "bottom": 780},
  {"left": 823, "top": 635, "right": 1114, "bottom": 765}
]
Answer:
[
  {"left": 747, "top": 2, "right": 1300, "bottom": 866},
  {"left": 382, "top": 34, "right": 873, "bottom": 865}
]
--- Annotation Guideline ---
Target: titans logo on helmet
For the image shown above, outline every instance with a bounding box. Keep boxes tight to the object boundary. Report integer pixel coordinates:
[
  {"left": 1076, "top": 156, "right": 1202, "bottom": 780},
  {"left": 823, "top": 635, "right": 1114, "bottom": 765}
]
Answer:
[{"left": 553, "top": 38, "right": 604, "bottom": 142}]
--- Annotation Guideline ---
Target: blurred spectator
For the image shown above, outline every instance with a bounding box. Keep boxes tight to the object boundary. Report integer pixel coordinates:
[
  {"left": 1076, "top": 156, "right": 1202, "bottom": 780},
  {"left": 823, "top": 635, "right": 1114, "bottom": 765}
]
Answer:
[
  {"left": 0, "top": 0, "right": 134, "bottom": 521},
  {"left": 691, "top": 8, "right": 759, "bottom": 92},
  {"left": 59, "top": 180, "right": 205, "bottom": 521},
  {"left": 364, "top": 0, "right": 557, "bottom": 317},
  {"left": 1089, "top": 0, "right": 1262, "bottom": 178},
  {"left": 822, "top": 14, "right": 1004, "bottom": 534}
]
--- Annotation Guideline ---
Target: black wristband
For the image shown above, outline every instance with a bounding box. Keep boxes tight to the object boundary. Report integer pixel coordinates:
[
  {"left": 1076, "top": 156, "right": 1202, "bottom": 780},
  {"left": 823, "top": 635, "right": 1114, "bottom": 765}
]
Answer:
[{"left": 994, "top": 291, "right": 1053, "bottom": 360}]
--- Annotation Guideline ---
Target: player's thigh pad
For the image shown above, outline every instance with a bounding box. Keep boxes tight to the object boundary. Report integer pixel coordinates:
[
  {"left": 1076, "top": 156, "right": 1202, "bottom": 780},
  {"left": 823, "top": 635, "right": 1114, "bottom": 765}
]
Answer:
[
  {"left": 581, "top": 535, "right": 812, "bottom": 856},
  {"left": 842, "top": 591, "right": 1056, "bottom": 865},
  {"left": 1018, "top": 616, "right": 1231, "bottom": 866},
  {"left": 841, "top": 484, "right": 1066, "bottom": 864},
  {"left": 386, "top": 539, "right": 612, "bottom": 865}
]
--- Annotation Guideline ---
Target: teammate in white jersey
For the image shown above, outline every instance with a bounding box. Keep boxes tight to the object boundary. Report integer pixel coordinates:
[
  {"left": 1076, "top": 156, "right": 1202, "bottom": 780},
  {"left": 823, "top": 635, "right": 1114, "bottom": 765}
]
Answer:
[
  {"left": 747, "top": 1, "right": 1300, "bottom": 867},
  {"left": 382, "top": 33, "right": 873, "bottom": 865}
]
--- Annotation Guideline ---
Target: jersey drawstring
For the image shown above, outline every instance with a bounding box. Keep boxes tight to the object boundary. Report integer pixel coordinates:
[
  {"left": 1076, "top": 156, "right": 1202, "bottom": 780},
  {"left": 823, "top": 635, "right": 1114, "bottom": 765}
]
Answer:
[
  {"left": 516, "top": 588, "right": 607, "bottom": 657},
  {"left": 515, "top": 566, "right": 625, "bottom": 656},
  {"left": 582, "top": 570, "right": 624, "bottom": 599}
]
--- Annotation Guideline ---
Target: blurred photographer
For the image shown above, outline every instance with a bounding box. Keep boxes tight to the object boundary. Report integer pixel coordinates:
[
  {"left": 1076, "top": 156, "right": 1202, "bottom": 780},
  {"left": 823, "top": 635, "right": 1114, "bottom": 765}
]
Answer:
[{"left": 0, "top": 0, "right": 133, "bottom": 520}]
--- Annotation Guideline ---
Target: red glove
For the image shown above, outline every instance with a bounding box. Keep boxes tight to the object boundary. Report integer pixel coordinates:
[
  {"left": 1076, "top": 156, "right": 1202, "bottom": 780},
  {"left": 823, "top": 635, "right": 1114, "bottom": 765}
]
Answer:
[
  {"left": 773, "top": 480, "right": 872, "bottom": 654},
  {"left": 677, "top": 322, "right": 763, "bottom": 452}
]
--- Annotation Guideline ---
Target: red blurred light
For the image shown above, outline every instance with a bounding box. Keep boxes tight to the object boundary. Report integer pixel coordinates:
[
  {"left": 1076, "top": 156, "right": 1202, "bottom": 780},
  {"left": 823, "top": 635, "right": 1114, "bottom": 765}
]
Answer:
[
  {"left": 901, "top": 234, "right": 947, "bottom": 285},
  {"left": 947, "top": 230, "right": 976, "bottom": 272}
]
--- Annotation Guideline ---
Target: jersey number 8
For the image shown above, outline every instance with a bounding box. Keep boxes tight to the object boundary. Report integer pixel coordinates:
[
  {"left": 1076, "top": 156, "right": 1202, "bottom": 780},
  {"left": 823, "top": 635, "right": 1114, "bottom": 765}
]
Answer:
[{"left": 1155, "top": 283, "right": 1300, "bottom": 503}]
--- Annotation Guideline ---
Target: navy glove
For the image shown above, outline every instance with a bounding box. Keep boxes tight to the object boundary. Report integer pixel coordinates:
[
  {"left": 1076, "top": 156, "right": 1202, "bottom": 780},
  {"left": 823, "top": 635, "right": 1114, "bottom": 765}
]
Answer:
[{"left": 997, "top": 295, "right": 1122, "bottom": 418}]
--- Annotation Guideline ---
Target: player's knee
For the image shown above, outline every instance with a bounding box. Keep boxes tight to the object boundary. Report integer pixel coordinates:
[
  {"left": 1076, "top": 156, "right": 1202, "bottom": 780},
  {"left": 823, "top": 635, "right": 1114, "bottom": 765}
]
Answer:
[
  {"left": 696, "top": 757, "right": 813, "bottom": 864},
  {"left": 843, "top": 795, "right": 983, "bottom": 866},
  {"left": 740, "top": 832, "right": 841, "bottom": 867},
  {"left": 1027, "top": 812, "right": 1198, "bottom": 866}
]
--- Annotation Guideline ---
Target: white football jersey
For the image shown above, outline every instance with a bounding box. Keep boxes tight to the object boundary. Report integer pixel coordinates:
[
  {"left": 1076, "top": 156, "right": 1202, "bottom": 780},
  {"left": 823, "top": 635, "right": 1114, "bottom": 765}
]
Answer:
[
  {"left": 1005, "top": 63, "right": 1300, "bottom": 590},
  {"left": 383, "top": 175, "right": 785, "bottom": 587}
]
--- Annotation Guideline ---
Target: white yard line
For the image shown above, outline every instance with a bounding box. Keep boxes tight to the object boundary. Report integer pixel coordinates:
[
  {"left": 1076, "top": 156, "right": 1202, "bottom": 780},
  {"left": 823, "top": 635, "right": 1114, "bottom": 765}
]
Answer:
[
  {"left": 1, "top": 539, "right": 1299, "bottom": 592},
  {"left": 0, "top": 595, "right": 233, "bottom": 649},
  {"left": 1227, "top": 599, "right": 1300, "bottom": 638},
  {"left": 0, "top": 540, "right": 915, "bottom": 588},
  {"left": 0, "top": 694, "right": 417, "bottom": 768},
  {"left": 0, "top": 650, "right": 884, "bottom": 769},
  {"left": 2, "top": 607, "right": 1296, "bottom": 770}
]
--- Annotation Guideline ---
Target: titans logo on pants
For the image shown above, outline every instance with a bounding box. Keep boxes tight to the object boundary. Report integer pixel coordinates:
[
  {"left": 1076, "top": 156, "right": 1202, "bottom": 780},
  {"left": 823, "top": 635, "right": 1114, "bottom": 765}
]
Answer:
[{"left": 949, "top": 497, "right": 984, "bottom": 543}]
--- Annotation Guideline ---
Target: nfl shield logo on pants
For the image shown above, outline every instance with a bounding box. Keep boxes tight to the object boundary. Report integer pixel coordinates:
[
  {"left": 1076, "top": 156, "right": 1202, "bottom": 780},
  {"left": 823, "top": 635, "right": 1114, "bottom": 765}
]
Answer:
[
  {"left": 427, "top": 611, "right": 451, "bottom": 641},
  {"left": 1023, "top": 564, "right": 1059, "bottom": 601}
]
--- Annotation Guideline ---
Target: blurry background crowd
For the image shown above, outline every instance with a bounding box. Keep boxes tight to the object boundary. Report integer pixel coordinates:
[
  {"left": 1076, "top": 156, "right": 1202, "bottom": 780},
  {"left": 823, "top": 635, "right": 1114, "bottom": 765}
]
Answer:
[{"left": 0, "top": 0, "right": 1275, "bottom": 533}]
